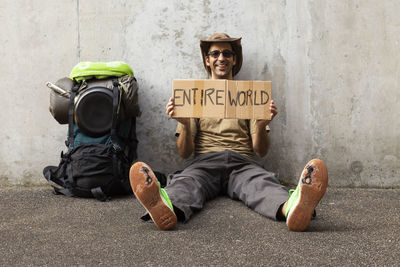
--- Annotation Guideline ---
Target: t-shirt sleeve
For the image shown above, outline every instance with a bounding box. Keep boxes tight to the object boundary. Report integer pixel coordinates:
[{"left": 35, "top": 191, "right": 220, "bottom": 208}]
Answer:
[
  {"left": 175, "top": 118, "right": 198, "bottom": 137},
  {"left": 249, "top": 119, "right": 271, "bottom": 135}
]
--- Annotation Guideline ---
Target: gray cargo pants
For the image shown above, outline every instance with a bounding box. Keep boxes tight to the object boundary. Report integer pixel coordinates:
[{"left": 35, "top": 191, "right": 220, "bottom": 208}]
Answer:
[{"left": 164, "top": 150, "right": 289, "bottom": 222}]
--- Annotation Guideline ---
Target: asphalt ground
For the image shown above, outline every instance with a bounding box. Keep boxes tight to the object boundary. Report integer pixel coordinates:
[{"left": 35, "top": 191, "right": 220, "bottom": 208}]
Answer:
[{"left": 1, "top": 186, "right": 399, "bottom": 266}]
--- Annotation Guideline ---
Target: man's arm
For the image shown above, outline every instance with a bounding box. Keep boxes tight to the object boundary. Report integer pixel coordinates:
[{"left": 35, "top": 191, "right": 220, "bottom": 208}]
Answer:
[
  {"left": 251, "top": 100, "right": 278, "bottom": 158},
  {"left": 166, "top": 97, "right": 195, "bottom": 158},
  {"left": 175, "top": 122, "right": 195, "bottom": 159},
  {"left": 252, "top": 121, "right": 271, "bottom": 157}
]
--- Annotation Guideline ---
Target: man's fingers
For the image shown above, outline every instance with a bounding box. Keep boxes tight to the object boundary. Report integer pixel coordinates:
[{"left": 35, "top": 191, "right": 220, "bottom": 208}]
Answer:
[
  {"left": 166, "top": 97, "right": 175, "bottom": 116},
  {"left": 166, "top": 97, "right": 174, "bottom": 108},
  {"left": 269, "top": 100, "right": 278, "bottom": 118},
  {"left": 166, "top": 106, "right": 174, "bottom": 115}
]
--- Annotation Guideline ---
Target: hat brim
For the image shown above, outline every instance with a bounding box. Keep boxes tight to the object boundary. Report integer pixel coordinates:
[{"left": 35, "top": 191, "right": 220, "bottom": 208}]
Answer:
[
  {"left": 200, "top": 37, "right": 242, "bottom": 44},
  {"left": 200, "top": 38, "right": 243, "bottom": 77}
]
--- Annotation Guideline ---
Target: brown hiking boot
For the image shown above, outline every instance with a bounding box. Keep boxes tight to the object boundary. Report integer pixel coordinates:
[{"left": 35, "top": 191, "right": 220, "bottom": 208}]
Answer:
[
  {"left": 285, "top": 159, "right": 328, "bottom": 231},
  {"left": 129, "top": 162, "right": 177, "bottom": 230}
]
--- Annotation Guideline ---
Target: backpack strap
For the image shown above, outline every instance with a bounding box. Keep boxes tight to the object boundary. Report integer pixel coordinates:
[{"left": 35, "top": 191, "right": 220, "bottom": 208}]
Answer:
[
  {"left": 53, "top": 186, "right": 74, "bottom": 197},
  {"left": 108, "top": 79, "right": 132, "bottom": 196},
  {"left": 91, "top": 187, "right": 109, "bottom": 201},
  {"left": 110, "top": 79, "right": 121, "bottom": 189},
  {"left": 110, "top": 79, "right": 134, "bottom": 195},
  {"left": 110, "top": 79, "right": 121, "bottom": 151},
  {"left": 66, "top": 83, "right": 80, "bottom": 149},
  {"left": 65, "top": 83, "right": 81, "bottom": 190},
  {"left": 126, "top": 117, "right": 138, "bottom": 163}
]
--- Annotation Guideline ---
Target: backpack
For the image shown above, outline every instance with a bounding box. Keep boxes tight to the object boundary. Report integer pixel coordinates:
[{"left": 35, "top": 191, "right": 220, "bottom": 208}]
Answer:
[{"left": 44, "top": 62, "right": 140, "bottom": 201}]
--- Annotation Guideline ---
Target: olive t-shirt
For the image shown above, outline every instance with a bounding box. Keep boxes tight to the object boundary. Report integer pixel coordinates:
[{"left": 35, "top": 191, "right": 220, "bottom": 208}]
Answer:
[{"left": 176, "top": 118, "right": 270, "bottom": 158}]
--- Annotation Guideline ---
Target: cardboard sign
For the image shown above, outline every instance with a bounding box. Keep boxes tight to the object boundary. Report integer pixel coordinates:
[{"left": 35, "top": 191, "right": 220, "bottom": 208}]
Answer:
[{"left": 172, "top": 79, "right": 271, "bottom": 119}]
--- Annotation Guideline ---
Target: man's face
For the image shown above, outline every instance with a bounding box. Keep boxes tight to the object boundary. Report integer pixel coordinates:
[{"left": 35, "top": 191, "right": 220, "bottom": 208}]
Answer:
[{"left": 206, "top": 42, "right": 236, "bottom": 80}]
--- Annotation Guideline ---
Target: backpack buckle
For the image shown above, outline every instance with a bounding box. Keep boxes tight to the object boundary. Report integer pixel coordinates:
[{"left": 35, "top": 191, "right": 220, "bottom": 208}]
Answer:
[{"left": 112, "top": 143, "right": 121, "bottom": 152}]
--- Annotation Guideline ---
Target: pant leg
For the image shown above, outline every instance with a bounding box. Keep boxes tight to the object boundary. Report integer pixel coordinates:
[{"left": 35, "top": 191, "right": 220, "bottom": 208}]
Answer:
[
  {"left": 227, "top": 160, "right": 289, "bottom": 220},
  {"left": 166, "top": 152, "right": 226, "bottom": 222}
]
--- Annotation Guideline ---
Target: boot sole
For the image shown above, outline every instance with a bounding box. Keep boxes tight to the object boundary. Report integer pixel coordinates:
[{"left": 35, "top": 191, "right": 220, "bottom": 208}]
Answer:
[
  {"left": 129, "top": 162, "right": 177, "bottom": 230},
  {"left": 286, "top": 159, "right": 328, "bottom": 231}
]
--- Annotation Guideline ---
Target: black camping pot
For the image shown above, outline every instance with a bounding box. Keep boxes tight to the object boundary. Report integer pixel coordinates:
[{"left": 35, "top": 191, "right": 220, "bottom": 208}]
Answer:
[{"left": 74, "top": 87, "right": 115, "bottom": 137}]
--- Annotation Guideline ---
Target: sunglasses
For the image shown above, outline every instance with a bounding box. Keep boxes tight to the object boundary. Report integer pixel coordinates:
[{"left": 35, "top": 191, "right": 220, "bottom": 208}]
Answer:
[{"left": 207, "top": 50, "right": 235, "bottom": 58}]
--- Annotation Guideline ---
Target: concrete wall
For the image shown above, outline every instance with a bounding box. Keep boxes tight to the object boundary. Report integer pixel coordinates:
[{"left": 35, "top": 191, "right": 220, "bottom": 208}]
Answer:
[{"left": 1, "top": 0, "right": 399, "bottom": 187}]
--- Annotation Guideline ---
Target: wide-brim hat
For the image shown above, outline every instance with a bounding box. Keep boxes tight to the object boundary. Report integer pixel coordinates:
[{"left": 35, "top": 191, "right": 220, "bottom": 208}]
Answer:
[{"left": 200, "top": 33, "right": 242, "bottom": 77}]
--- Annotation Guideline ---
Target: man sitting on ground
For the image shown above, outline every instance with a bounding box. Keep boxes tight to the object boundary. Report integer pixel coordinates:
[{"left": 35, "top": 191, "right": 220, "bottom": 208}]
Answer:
[{"left": 129, "top": 33, "right": 328, "bottom": 231}]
